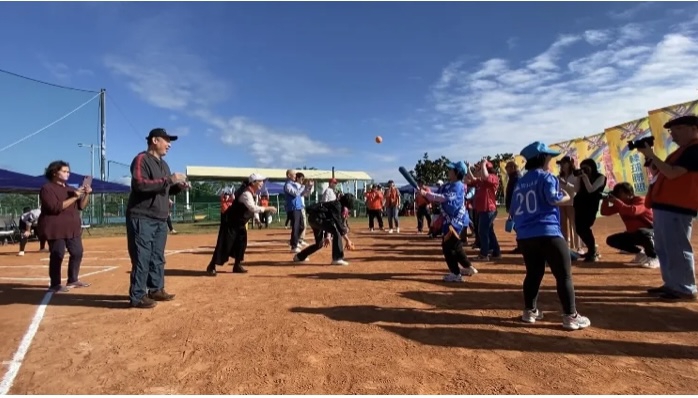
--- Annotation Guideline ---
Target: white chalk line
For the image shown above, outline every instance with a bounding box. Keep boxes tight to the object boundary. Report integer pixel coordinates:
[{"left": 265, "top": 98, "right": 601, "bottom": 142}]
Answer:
[
  {"left": 0, "top": 265, "right": 111, "bottom": 269},
  {"left": 0, "top": 266, "right": 120, "bottom": 282},
  {"left": 0, "top": 291, "right": 52, "bottom": 395},
  {"left": 0, "top": 264, "right": 122, "bottom": 395},
  {"left": 0, "top": 247, "right": 207, "bottom": 394}
]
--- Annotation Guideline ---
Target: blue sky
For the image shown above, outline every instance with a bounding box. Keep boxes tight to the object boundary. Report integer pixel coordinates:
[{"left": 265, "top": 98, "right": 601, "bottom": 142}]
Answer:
[{"left": 1, "top": 1, "right": 698, "bottom": 183}]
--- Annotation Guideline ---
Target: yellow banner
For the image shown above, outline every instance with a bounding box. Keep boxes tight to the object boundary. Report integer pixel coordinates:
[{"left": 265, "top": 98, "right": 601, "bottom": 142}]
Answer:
[
  {"left": 569, "top": 133, "right": 617, "bottom": 188},
  {"left": 647, "top": 99, "right": 698, "bottom": 160},
  {"left": 604, "top": 118, "right": 651, "bottom": 195}
]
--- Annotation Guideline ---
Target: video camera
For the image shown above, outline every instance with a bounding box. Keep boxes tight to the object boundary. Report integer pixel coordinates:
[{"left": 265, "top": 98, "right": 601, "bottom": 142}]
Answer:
[{"left": 628, "top": 136, "right": 655, "bottom": 150}]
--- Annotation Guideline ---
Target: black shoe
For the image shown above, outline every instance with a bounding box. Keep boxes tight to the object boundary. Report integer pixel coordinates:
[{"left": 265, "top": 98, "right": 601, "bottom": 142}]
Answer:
[
  {"left": 658, "top": 291, "right": 698, "bottom": 302},
  {"left": 148, "top": 289, "right": 176, "bottom": 301},
  {"left": 206, "top": 264, "right": 217, "bottom": 277},
  {"left": 232, "top": 265, "right": 248, "bottom": 274},
  {"left": 647, "top": 286, "right": 667, "bottom": 296},
  {"left": 131, "top": 297, "right": 157, "bottom": 309}
]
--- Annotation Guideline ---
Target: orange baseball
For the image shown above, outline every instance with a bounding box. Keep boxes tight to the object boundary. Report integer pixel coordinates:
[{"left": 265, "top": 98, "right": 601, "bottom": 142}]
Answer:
[{"left": 375, "top": 136, "right": 382, "bottom": 144}]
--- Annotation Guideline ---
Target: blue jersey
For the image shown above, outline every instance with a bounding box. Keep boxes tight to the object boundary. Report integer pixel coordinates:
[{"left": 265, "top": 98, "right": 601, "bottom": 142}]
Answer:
[
  {"left": 510, "top": 169, "right": 564, "bottom": 240},
  {"left": 429, "top": 181, "right": 469, "bottom": 235}
]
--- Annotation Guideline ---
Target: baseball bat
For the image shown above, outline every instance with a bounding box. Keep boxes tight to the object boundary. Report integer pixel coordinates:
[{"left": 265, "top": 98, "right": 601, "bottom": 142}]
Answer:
[{"left": 398, "top": 166, "right": 419, "bottom": 189}]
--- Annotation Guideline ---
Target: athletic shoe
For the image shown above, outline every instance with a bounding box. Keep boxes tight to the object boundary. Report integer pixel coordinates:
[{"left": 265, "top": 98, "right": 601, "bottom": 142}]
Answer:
[
  {"left": 631, "top": 253, "right": 648, "bottom": 264},
  {"left": 641, "top": 257, "right": 659, "bottom": 269},
  {"left": 460, "top": 266, "right": 478, "bottom": 276},
  {"left": 291, "top": 247, "right": 301, "bottom": 254},
  {"left": 331, "top": 259, "right": 349, "bottom": 266},
  {"left": 293, "top": 255, "right": 309, "bottom": 263},
  {"left": 442, "top": 273, "right": 463, "bottom": 282},
  {"left": 17, "top": 251, "right": 24, "bottom": 256},
  {"left": 562, "top": 313, "right": 591, "bottom": 330},
  {"left": 396, "top": 228, "right": 400, "bottom": 233},
  {"left": 521, "top": 308, "right": 544, "bottom": 323}
]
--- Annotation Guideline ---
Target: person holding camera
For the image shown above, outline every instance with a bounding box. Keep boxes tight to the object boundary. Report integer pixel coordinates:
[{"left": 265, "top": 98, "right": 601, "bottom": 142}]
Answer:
[
  {"left": 600, "top": 183, "right": 657, "bottom": 268},
  {"left": 557, "top": 156, "right": 581, "bottom": 253},
  {"left": 639, "top": 115, "right": 698, "bottom": 301},
  {"left": 573, "top": 159, "right": 607, "bottom": 262}
]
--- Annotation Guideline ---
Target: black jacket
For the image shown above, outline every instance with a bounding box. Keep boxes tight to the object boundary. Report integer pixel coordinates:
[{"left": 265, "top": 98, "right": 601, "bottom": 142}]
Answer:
[
  {"left": 505, "top": 172, "right": 521, "bottom": 212},
  {"left": 126, "top": 151, "right": 182, "bottom": 221},
  {"left": 306, "top": 200, "right": 348, "bottom": 236}
]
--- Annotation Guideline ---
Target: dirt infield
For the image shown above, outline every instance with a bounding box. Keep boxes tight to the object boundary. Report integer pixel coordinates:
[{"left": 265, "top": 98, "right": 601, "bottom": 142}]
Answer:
[{"left": 1, "top": 217, "right": 697, "bottom": 394}]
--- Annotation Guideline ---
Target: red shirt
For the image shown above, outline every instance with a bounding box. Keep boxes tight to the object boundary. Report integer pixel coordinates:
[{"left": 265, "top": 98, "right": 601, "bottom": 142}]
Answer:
[
  {"left": 600, "top": 196, "right": 653, "bottom": 233},
  {"left": 473, "top": 174, "right": 499, "bottom": 212},
  {"left": 38, "top": 182, "right": 84, "bottom": 240}
]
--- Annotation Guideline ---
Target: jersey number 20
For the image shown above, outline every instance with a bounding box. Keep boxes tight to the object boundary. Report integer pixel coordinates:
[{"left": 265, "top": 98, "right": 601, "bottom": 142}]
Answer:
[{"left": 514, "top": 190, "right": 538, "bottom": 215}]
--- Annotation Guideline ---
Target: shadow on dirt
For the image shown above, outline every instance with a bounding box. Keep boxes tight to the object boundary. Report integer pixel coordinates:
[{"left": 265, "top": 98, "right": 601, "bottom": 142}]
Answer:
[{"left": 290, "top": 302, "right": 698, "bottom": 358}]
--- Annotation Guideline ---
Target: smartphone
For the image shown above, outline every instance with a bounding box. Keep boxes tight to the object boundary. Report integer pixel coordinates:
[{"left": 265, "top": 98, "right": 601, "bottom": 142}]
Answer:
[{"left": 82, "top": 175, "right": 93, "bottom": 188}]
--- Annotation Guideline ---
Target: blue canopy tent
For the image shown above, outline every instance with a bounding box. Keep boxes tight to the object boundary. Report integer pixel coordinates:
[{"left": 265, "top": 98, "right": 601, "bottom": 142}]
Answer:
[
  {"left": 0, "top": 168, "right": 47, "bottom": 193},
  {"left": 33, "top": 172, "right": 130, "bottom": 194},
  {"left": 261, "top": 181, "right": 285, "bottom": 196}
]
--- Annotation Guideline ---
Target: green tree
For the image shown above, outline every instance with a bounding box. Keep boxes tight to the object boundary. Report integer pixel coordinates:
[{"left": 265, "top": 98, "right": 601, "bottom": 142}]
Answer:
[{"left": 412, "top": 153, "right": 451, "bottom": 185}]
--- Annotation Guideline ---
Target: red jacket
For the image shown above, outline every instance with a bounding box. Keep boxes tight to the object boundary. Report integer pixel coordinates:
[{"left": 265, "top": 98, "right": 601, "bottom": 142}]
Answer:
[{"left": 600, "top": 196, "right": 653, "bottom": 232}]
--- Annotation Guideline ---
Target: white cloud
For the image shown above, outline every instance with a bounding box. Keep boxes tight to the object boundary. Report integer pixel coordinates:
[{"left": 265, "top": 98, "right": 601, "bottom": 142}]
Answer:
[
  {"left": 427, "top": 19, "right": 698, "bottom": 162},
  {"left": 608, "top": 2, "right": 655, "bottom": 20},
  {"left": 366, "top": 152, "right": 398, "bottom": 164},
  {"left": 170, "top": 126, "right": 190, "bottom": 137},
  {"left": 40, "top": 59, "right": 94, "bottom": 83},
  {"left": 103, "top": 11, "right": 341, "bottom": 167},
  {"left": 583, "top": 29, "right": 612, "bottom": 45}
]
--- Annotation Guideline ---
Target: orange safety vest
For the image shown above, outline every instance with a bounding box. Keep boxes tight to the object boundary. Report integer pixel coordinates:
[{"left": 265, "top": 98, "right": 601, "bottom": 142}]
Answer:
[{"left": 645, "top": 139, "right": 698, "bottom": 215}]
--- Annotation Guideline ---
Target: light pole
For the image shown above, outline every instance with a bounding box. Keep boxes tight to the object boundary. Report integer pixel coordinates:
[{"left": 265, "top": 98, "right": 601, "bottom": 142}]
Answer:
[{"left": 77, "top": 143, "right": 96, "bottom": 223}]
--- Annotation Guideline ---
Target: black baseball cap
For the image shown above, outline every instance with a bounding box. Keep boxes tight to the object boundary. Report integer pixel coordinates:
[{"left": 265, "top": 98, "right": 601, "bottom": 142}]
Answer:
[
  {"left": 664, "top": 115, "right": 698, "bottom": 129},
  {"left": 556, "top": 155, "right": 573, "bottom": 165},
  {"left": 147, "top": 128, "right": 178, "bottom": 142}
]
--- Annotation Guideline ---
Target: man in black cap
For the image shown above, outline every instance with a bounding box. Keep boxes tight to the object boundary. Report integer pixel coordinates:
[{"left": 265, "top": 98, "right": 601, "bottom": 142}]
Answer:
[
  {"left": 639, "top": 115, "right": 698, "bottom": 301},
  {"left": 126, "top": 128, "right": 188, "bottom": 309}
]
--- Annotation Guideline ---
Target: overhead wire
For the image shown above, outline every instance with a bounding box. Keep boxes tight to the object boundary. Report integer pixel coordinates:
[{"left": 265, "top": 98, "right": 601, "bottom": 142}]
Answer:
[
  {"left": 0, "top": 67, "right": 100, "bottom": 94},
  {"left": 0, "top": 92, "right": 102, "bottom": 153}
]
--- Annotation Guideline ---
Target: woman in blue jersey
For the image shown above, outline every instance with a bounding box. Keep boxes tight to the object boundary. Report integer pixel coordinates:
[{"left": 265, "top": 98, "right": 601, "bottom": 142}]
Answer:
[
  {"left": 420, "top": 161, "right": 477, "bottom": 282},
  {"left": 510, "top": 142, "right": 590, "bottom": 331}
]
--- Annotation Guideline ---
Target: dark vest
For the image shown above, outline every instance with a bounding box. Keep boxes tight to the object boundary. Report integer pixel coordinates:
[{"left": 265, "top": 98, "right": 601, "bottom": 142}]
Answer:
[{"left": 224, "top": 189, "right": 256, "bottom": 228}]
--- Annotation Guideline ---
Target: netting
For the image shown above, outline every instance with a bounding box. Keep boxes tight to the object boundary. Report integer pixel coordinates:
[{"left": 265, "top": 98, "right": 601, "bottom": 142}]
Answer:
[{"left": 0, "top": 70, "right": 101, "bottom": 178}]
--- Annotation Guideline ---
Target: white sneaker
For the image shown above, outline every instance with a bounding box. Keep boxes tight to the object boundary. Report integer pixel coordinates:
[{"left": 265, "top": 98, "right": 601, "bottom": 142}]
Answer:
[
  {"left": 521, "top": 308, "right": 544, "bottom": 323},
  {"left": 291, "top": 247, "right": 301, "bottom": 254},
  {"left": 460, "top": 266, "right": 478, "bottom": 276},
  {"left": 17, "top": 251, "right": 24, "bottom": 256},
  {"left": 631, "top": 253, "right": 648, "bottom": 264},
  {"left": 562, "top": 313, "right": 591, "bottom": 330},
  {"left": 388, "top": 229, "right": 394, "bottom": 234},
  {"left": 369, "top": 228, "right": 374, "bottom": 232},
  {"left": 331, "top": 259, "right": 349, "bottom": 266},
  {"left": 641, "top": 257, "right": 660, "bottom": 269},
  {"left": 442, "top": 273, "right": 463, "bottom": 282},
  {"left": 396, "top": 228, "right": 400, "bottom": 233},
  {"left": 293, "top": 255, "right": 309, "bottom": 263}
]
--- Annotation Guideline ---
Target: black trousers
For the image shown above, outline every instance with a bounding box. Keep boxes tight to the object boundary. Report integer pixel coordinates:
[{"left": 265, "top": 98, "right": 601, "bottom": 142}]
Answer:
[
  {"left": 606, "top": 229, "right": 656, "bottom": 258},
  {"left": 416, "top": 205, "right": 432, "bottom": 232},
  {"left": 48, "top": 236, "right": 84, "bottom": 288},
  {"left": 166, "top": 215, "right": 174, "bottom": 232},
  {"left": 289, "top": 210, "right": 304, "bottom": 248},
  {"left": 297, "top": 226, "right": 344, "bottom": 261},
  {"left": 20, "top": 235, "right": 46, "bottom": 252},
  {"left": 471, "top": 209, "right": 480, "bottom": 246},
  {"left": 574, "top": 205, "right": 598, "bottom": 255},
  {"left": 367, "top": 209, "right": 383, "bottom": 230},
  {"left": 441, "top": 233, "right": 473, "bottom": 275},
  {"left": 518, "top": 236, "right": 576, "bottom": 316}
]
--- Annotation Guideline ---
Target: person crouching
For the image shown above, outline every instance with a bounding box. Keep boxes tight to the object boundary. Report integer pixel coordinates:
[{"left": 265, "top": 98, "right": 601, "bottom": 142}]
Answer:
[
  {"left": 601, "top": 183, "right": 657, "bottom": 268},
  {"left": 293, "top": 194, "right": 356, "bottom": 266},
  {"left": 205, "top": 174, "right": 277, "bottom": 276}
]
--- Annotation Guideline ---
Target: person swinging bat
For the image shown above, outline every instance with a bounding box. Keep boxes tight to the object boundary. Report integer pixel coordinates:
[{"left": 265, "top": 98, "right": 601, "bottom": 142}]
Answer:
[{"left": 293, "top": 193, "right": 356, "bottom": 266}]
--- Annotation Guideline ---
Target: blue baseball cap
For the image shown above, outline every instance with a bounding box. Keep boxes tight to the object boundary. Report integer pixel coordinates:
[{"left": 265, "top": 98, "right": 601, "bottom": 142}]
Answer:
[
  {"left": 520, "top": 141, "right": 561, "bottom": 160},
  {"left": 447, "top": 160, "right": 467, "bottom": 174}
]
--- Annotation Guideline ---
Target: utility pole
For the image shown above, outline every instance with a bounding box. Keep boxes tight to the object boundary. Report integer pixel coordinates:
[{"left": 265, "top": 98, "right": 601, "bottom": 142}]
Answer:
[{"left": 99, "top": 88, "right": 106, "bottom": 224}]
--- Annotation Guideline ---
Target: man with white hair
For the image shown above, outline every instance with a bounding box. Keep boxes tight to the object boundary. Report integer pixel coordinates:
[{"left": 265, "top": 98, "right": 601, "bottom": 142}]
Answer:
[{"left": 284, "top": 169, "right": 313, "bottom": 253}]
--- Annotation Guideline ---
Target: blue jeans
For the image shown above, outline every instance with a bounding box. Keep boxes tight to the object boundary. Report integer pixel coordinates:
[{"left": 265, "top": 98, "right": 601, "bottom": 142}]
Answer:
[
  {"left": 126, "top": 216, "right": 169, "bottom": 304},
  {"left": 654, "top": 209, "right": 696, "bottom": 295},
  {"left": 387, "top": 206, "right": 399, "bottom": 229},
  {"left": 478, "top": 211, "right": 501, "bottom": 257}
]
